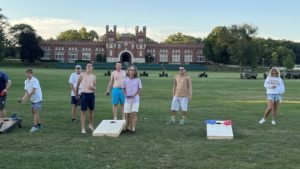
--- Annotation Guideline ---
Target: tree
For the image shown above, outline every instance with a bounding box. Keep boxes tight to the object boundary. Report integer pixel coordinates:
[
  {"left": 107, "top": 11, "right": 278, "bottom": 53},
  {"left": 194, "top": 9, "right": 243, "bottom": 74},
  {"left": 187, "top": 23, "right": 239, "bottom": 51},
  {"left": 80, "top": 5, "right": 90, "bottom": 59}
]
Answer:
[
  {"left": 57, "top": 27, "right": 99, "bottom": 41},
  {"left": 203, "top": 26, "right": 231, "bottom": 64},
  {"left": 227, "top": 24, "right": 258, "bottom": 69},
  {"left": 19, "top": 31, "right": 44, "bottom": 63},
  {"left": 0, "top": 8, "right": 8, "bottom": 61},
  {"left": 88, "top": 30, "right": 99, "bottom": 41},
  {"left": 9, "top": 23, "right": 36, "bottom": 46},
  {"left": 164, "top": 32, "right": 202, "bottom": 44}
]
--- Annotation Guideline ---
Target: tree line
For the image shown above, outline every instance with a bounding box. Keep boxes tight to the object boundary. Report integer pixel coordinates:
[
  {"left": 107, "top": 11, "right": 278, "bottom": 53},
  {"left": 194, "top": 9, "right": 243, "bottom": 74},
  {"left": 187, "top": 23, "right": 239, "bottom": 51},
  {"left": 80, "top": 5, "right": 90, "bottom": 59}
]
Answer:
[{"left": 1, "top": 8, "right": 300, "bottom": 66}]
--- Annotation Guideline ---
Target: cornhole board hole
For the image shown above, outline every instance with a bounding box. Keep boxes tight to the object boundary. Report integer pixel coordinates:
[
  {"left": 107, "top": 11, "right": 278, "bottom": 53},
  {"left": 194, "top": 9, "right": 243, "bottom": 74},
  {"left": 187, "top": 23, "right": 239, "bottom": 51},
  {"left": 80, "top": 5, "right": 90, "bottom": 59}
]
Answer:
[
  {"left": 206, "top": 120, "right": 233, "bottom": 139},
  {"left": 92, "top": 120, "right": 126, "bottom": 137},
  {"left": 0, "top": 118, "right": 22, "bottom": 134}
]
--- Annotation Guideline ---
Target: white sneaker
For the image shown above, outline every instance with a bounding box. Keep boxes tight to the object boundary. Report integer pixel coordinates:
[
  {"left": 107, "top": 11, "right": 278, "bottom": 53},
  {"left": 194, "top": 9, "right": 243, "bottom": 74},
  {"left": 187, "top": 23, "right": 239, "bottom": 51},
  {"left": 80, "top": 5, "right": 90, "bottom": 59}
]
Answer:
[
  {"left": 114, "top": 116, "right": 117, "bottom": 120},
  {"left": 259, "top": 118, "right": 266, "bottom": 124},
  {"left": 167, "top": 119, "right": 175, "bottom": 124},
  {"left": 30, "top": 126, "right": 38, "bottom": 132},
  {"left": 81, "top": 129, "right": 86, "bottom": 134},
  {"left": 179, "top": 119, "right": 185, "bottom": 125},
  {"left": 271, "top": 120, "right": 276, "bottom": 125},
  {"left": 88, "top": 125, "right": 94, "bottom": 131}
]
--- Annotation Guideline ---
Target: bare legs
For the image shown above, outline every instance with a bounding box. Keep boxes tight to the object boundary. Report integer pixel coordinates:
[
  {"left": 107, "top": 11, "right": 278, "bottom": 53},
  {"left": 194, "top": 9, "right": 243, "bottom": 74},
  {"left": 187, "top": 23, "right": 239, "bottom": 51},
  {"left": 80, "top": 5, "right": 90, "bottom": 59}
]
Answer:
[
  {"left": 32, "top": 108, "right": 40, "bottom": 126},
  {"left": 81, "top": 110, "right": 94, "bottom": 133},
  {"left": 124, "top": 112, "right": 136, "bottom": 131},
  {"left": 260, "top": 100, "right": 280, "bottom": 124},
  {"left": 112, "top": 104, "right": 124, "bottom": 120}
]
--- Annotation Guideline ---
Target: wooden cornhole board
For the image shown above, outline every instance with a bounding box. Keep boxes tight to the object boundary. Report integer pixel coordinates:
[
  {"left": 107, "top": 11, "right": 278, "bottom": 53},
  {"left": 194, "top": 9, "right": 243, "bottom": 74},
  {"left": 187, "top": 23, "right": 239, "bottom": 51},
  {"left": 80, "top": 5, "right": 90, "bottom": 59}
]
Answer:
[
  {"left": 92, "top": 120, "right": 126, "bottom": 137},
  {"left": 206, "top": 120, "right": 233, "bottom": 139},
  {"left": 0, "top": 118, "right": 22, "bottom": 134}
]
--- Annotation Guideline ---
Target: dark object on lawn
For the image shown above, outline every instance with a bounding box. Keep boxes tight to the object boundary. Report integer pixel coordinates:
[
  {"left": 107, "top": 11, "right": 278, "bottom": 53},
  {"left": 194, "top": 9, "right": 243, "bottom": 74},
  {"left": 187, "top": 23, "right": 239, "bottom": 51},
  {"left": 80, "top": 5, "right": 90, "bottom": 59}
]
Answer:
[
  {"left": 140, "top": 71, "right": 148, "bottom": 77},
  {"left": 240, "top": 69, "right": 257, "bottom": 79},
  {"left": 159, "top": 71, "right": 168, "bottom": 77},
  {"left": 198, "top": 72, "right": 208, "bottom": 78},
  {"left": 104, "top": 70, "right": 111, "bottom": 76}
]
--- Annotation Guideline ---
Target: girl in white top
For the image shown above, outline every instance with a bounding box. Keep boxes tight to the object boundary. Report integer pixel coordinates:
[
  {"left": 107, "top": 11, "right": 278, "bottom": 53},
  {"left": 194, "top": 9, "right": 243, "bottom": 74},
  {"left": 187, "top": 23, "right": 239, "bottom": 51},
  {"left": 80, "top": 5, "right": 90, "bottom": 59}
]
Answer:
[{"left": 259, "top": 67, "right": 285, "bottom": 125}]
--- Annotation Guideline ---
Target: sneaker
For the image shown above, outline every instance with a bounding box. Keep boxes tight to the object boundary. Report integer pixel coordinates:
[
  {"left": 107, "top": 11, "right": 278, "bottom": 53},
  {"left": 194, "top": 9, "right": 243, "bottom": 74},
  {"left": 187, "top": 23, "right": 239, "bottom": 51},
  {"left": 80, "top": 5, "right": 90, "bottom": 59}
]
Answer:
[
  {"left": 271, "top": 120, "right": 276, "bottom": 125},
  {"left": 179, "top": 119, "right": 185, "bottom": 125},
  {"left": 167, "top": 119, "right": 175, "bottom": 124},
  {"left": 30, "top": 126, "right": 38, "bottom": 132},
  {"left": 81, "top": 129, "right": 86, "bottom": 134},
  {"left": 259, "top": 118, "right": 266, "bottom": 124},
  {"left": 88, "top": 125, "right": 94, "bottom": 131},
  {"left": 113, "top": 116, "right": 117, "bottom": 120},
  {"left": 72, "top": 118, "right": 76, "bottom": 122}
]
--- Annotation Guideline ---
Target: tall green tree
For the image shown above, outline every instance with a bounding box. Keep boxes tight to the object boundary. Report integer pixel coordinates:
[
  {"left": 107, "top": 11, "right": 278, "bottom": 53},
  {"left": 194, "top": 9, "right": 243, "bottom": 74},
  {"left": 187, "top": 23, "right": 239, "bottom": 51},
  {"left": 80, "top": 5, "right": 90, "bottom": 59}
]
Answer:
[
  {"left": 203, "top": 26, "right": 231, "bottom": 64},
  {"left": 9, "top": 23, "right": 35, "bottom": 46},
  {"left": 19, "top": 31, "right": 44, "bottom": 63},
  {"left": 0, "top": 8, "right": 8, "bottom": 61},
  {"left": 227, "top": 24, "right": 258, "bottom": 69}
]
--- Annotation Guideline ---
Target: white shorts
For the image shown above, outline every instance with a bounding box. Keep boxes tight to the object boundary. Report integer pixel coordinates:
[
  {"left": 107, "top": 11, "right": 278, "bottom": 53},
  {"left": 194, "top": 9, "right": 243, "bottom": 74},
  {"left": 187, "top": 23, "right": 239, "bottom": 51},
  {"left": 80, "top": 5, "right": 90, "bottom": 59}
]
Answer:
[
  {"left": 124, "top": 102, "right": 139, "bottom": 113},
  {"left": 171, "top": 96, "right": 189, "bottom": 111}
]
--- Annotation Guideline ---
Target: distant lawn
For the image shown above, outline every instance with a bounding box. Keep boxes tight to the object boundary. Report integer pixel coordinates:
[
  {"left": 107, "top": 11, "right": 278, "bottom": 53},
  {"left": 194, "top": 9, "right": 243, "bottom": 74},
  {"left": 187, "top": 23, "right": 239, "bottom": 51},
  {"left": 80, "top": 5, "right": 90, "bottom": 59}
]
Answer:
[{"left": 0, "top": 68, "right": 300, "bottom": 169}]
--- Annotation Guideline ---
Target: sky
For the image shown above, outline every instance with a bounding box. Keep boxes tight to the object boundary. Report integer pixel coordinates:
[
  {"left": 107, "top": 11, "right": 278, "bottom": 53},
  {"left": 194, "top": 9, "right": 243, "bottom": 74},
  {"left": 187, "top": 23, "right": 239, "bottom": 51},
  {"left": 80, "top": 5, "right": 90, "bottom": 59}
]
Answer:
[{"left": 1, "top": 0, "right": 300, "bottom": 42}]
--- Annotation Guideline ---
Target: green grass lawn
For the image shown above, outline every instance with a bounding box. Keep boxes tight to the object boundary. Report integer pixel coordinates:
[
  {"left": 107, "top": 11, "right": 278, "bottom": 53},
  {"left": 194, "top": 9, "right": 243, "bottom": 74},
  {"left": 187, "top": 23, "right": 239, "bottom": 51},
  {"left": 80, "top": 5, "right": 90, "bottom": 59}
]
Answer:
[{"left": 0, "top": 67, "right": 300, "bottom": 169}]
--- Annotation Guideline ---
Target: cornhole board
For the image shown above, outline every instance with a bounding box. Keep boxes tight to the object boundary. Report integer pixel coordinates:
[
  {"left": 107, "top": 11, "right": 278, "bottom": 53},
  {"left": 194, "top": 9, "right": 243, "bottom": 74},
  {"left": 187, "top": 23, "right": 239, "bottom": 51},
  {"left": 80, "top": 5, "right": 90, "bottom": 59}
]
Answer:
[
  {"left": 0, "top": 118, "right": 22, "bottom": 134},
  {"left": 206, "top": 120, "right": 233, "bottom": 139},
  {"left": 92, "top": 120, "right": 126, "bottom": 137}
]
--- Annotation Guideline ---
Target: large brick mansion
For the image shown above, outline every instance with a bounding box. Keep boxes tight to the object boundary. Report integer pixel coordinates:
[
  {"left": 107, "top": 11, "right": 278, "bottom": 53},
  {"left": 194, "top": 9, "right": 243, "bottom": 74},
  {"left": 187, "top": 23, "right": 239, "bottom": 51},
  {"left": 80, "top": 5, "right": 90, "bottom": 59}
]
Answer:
[{"left": 40, "top": 25, "right": 205, "bottom": 64}]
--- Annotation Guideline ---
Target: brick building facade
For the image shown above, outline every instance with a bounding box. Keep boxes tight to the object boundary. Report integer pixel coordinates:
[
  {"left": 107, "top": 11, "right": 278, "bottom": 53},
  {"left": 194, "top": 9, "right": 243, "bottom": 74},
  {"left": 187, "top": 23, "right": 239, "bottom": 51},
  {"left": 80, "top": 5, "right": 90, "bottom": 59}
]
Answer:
[{"left": 40, "top": 25, "right": 206, "bottom": 64}]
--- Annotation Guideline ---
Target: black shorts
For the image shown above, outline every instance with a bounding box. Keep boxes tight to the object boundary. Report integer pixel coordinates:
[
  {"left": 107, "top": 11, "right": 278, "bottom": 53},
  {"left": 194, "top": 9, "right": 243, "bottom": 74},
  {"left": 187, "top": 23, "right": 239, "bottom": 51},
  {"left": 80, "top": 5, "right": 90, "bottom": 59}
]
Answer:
[
  {"left": 0, "top": 96, "right": 6, "bottom": 110},
  {"left": 71, "top": 96, "right": 81, "bottom": 106},
  {"left": 80, "top": 93, "right": 95, "bottom": 111}
]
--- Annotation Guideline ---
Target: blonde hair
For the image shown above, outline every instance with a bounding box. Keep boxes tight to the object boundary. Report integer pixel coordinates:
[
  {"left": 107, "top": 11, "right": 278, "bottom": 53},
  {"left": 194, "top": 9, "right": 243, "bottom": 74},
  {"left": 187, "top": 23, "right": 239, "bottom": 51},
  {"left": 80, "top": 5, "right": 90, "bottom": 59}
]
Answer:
[
  {"left": 268, "top": 67, "right": 280, "bottom": 77},
  {"left": 126, "top": 65, "right": 138, "bottom": 78}
]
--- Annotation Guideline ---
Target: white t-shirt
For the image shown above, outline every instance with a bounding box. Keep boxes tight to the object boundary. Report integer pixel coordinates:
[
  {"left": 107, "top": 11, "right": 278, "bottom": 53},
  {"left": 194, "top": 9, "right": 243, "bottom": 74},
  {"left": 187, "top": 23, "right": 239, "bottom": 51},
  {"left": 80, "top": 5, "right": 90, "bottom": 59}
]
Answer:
[
  {"left": 69, "top": 72, "right": 81, "bottom": 96},
  {"left": 24, "top": 76, "right": 43, "bottom": 103}
]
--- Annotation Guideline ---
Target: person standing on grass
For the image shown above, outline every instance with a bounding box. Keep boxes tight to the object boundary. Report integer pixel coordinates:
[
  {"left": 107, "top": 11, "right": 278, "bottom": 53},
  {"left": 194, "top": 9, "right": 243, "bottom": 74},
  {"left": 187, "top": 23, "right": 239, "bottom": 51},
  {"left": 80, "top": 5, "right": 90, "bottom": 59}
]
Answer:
[
  {"left": 105, "top": 62, "right": 126, "bottom": 120},
  {"left": 76, "top": 62, "right": 96, "bottom": 134},
  {"left": 69, "top": 65, "right": 82, "bottom": 122},
  {"left": 20, "top": 68, "right": 43, "bottom": 132},
  {"left": 259, "top": 67, "right": 285, "bottom": 125},
  {"left": 0, "top": 70, "right": 11, "bottom": 118},
  {"left": 169, "top": 66, "right": 192, "bottom": 125},
  {"left": 122, "top": 65, "right": 142, "bottom": 133}
]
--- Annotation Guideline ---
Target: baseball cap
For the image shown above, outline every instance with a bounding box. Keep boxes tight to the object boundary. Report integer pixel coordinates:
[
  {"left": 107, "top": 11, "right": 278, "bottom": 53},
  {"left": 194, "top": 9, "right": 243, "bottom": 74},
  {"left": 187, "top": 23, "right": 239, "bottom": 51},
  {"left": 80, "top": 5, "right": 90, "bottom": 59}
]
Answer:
[{"left": 75, "top": 65, "right": 81, "bottom": 69}]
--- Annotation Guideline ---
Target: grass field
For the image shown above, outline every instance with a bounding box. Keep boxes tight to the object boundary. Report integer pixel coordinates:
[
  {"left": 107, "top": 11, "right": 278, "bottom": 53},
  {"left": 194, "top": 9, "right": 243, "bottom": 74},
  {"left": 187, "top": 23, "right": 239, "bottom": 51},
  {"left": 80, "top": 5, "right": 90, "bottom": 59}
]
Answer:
[{"left": 0, "top": 67, "right": 300, "bottom": 169}]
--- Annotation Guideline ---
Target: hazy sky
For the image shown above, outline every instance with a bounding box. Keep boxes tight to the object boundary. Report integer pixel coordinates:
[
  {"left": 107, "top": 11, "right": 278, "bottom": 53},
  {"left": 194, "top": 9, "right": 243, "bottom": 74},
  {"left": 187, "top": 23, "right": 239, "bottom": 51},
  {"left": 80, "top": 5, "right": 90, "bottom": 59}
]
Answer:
[{"left": 1, "top": 0, "right": 299, "bottom": 42}]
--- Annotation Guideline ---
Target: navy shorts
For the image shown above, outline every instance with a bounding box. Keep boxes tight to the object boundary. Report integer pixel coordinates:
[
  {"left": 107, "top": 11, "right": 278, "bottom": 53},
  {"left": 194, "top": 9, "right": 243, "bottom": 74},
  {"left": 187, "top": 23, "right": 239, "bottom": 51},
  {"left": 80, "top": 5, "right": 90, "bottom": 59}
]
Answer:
[
  {"left": 80, "top": 93, "right": 95, "bottom": 111},
  {"left": 71, "top": 96, "right": 81, "bottom": 106}
]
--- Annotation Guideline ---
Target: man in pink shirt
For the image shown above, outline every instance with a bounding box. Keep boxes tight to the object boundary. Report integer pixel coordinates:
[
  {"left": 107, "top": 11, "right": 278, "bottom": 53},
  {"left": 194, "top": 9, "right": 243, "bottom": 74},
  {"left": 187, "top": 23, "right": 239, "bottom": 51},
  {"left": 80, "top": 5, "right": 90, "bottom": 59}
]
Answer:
[{"left": 105, "top": 62, "right": 126, "bottom": 120}]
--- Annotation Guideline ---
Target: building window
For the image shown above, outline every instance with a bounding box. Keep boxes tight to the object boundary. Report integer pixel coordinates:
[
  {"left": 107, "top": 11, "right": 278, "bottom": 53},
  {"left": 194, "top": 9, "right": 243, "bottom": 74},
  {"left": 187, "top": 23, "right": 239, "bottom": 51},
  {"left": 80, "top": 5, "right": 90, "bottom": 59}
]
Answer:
[
  {"left": 172, "top": 54, "right": 180, "bottom": 63},
  {"left": 196, "top": 49, "right": 205, "bottom": 62},
  {"left": 110, "top": 50, "right": 112, "bottom": 57},
  {"left": 68, "top": 51, "right": 78, "bottom": 60},
  {"left": 55, "top": 51, "right": 64, "bottom": 60},
  {"left": 184, "top": 54, "right": 193, "bottom": 62},
  {"left": 139, "top": 51, "right": 142, "bottom": 57},
  {"left": 159, "top": 49, "right": 168, "bottom": 62},
  {"left": 42, "top": 51, "right": 51, "bottom": 59},
  {"left": 184, "top": 49, "right": 193, "bottom": 63},
  {"left": 82, "top": 52, "right": 91, "bottom": 60}
]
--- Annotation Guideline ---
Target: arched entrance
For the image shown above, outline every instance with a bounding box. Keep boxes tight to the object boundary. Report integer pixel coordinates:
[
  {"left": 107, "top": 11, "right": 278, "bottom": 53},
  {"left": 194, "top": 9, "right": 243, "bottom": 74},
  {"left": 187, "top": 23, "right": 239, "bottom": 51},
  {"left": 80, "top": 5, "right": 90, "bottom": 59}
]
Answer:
[{"left": 119, "top": 51, "right": 132, "bottom": 63}]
